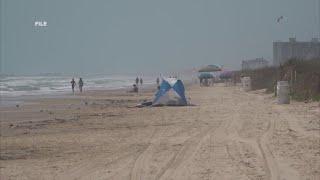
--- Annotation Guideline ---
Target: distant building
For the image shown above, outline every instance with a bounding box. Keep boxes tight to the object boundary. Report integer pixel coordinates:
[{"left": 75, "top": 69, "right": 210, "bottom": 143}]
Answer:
[
  {"left": 273, "top": 38, "right": 320, "bottom": 66},
  {"left": 242, "top": 58, "right": 269, "bottom": 70}
]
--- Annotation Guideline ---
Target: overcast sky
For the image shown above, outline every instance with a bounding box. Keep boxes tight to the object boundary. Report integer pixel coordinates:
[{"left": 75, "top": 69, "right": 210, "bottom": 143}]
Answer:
[{"left": 1, "top": 0, "right": 319, "bottom": 75}]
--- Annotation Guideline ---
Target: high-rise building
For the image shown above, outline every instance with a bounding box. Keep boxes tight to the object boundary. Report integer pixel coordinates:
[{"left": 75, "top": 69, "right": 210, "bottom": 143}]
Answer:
[{"left": 273, "top": 38, "right": 320, "bottom": 66}]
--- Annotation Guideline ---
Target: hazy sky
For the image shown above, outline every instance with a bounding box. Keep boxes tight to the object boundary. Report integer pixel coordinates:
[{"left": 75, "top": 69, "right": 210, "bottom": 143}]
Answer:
[{"left": 1, "top": 0, "right": 319, "bottom": 75}]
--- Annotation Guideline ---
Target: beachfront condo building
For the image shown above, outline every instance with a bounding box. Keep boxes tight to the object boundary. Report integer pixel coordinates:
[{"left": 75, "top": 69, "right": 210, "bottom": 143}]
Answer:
[{"left": 273, "top": 38, "right": 320, "bottom": 66}]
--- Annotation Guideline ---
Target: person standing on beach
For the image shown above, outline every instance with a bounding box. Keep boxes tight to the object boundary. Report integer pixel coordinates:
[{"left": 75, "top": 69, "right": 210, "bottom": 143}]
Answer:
[
  {"left": 140, "top": 77, "right": 143, "bottom": 86},
  {"left": 71, "top": 78, "right": 76, "bottom": 93},
  {"left": 156, "top": 77, "right": 160, "bottom": 85},
  {"left": 135, "top": 77, "right": 139, "bottom": 85},
  {"left": 78, "top": 78, "right": 84, "bottom": 93}
]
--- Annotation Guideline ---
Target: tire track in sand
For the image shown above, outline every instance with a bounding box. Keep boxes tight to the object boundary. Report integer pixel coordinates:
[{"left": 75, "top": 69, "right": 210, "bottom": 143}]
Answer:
[
  {"left": 154, "top": 127, "right": 214, "bottom": 180},
  {"left": 244, "top": 92, "right": 280, "bottom": 180},
  {"left": 258, "top": 118, "right": 280, "bottom": 180},
  {"left": 155, "top": 118, "right": 227, "bottom": 180},
  {"left": 130, "top": 127, "right": 158, "bottom": 180},
  {"left": 130, "top": 107, "right": 184, "bottom": 180},
  {"left": 228, "top": 89, "right": 280, "bottom": 180}
]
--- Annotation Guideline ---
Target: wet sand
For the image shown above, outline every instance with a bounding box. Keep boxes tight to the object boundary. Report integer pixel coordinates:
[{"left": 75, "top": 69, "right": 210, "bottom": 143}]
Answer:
[{"left": 0, "top": 84, "right": 319, "bottom": 180}]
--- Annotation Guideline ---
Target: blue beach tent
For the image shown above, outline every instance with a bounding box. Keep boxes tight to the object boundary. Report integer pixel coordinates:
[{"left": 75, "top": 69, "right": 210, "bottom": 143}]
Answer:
[{"left": 153, "top": 78, "right": 188, "bottom": 106}]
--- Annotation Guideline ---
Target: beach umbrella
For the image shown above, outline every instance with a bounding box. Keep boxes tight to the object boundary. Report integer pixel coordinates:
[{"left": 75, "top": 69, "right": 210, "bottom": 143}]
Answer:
[
  {"left": 198, "top": 72, "right": 214, "bottom": 79},
  {"left": 198, "top": 65, "right": 222, "bottom": 72},
  {"left": 219, "top": 71, "right": 234, "bottom": 79}
]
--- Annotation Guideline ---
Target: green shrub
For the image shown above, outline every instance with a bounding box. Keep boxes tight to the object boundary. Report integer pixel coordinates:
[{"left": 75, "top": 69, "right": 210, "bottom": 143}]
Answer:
[{"left": 236, "top": 58, "right": 320, "bottom": 101}]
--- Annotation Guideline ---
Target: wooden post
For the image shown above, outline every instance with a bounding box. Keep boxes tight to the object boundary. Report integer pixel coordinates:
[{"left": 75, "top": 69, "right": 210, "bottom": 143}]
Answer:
[{"left": 290, "top": 69, "right": 293, "bottom": 94}]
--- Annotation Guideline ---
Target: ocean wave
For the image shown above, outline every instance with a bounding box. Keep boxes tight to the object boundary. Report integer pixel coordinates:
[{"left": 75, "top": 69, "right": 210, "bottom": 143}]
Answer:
[{"left": 7, "top": 85, "right": 41, "bottom": 91}]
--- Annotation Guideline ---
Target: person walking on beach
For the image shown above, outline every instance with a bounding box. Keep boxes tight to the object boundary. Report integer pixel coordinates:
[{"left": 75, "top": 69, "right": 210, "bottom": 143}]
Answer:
[
  {"left": 71, "top": 78, "right": 76, "bottom": 93},
  {"left": 140, "top": 77, "right": 143, "bottom": 86},
  {"left": 135, "top": 77, "right": 139, "bottom": 85},
  {"left": 78, "top": 78, "right": 84, "bottom": 93}
]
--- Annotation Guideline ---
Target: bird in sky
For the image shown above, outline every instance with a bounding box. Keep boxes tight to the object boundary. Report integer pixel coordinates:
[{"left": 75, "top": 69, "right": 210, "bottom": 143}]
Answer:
[{"left": 277, "top": 16, "right": 284, "bottom": 23}]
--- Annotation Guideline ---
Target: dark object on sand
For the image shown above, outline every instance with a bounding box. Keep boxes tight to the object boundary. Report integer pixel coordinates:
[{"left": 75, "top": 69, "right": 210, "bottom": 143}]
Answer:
[
  {"left": 16, "top": 104, "right": 19, "bottom": 108},
  {"left": 135, "top": 101, "right": 153, "bottom": 108},
  {"left": 129, "top": 84, "right": 138, "bottom": 93}
]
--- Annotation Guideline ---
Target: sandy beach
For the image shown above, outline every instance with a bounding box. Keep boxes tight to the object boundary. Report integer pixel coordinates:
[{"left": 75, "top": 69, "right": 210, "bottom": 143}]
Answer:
[{"left": 0, "top": 84, "right": 319, "bottom": 180}]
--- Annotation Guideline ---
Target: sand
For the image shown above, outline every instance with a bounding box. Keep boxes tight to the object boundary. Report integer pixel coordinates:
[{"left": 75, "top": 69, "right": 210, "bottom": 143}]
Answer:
[{"left": 0, "top": 84, "right": 319, "bottom": 180}]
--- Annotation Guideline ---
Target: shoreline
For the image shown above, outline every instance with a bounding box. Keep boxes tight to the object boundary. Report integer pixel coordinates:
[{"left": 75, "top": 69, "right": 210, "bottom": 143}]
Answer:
[
  {"left": 0, "top": 83, "right": 158, "bottom": 108},
  {"left": 0, "top": 78, "right": 195, "bottom": 108}
]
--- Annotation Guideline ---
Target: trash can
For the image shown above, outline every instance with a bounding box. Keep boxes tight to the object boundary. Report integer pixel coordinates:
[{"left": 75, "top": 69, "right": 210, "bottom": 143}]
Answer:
[
  {"left": 277, "top": 81, "right": 290, "bottom": 104},
  {"left": 241, "top": 77, "right": 251, "bottom": 91}
]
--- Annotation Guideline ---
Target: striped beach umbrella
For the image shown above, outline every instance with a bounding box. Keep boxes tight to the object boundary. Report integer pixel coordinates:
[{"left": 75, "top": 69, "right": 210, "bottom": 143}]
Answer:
[{"left": 198, "top": 65, "right": 222, "bottom": 72}]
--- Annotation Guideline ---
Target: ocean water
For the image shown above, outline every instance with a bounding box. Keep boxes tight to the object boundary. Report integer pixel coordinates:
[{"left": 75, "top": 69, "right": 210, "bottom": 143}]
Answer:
[{"left": 0, "top": 74, "right": 156, "bottom": 98}]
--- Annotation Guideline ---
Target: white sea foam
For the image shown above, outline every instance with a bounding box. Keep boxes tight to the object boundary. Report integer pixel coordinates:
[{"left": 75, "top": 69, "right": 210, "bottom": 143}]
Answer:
[{"left": 0, "top": 74, "right": 156, "bottom": 98}]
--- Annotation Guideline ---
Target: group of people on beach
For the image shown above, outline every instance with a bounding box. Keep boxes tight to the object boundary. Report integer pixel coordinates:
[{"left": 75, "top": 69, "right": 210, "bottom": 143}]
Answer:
[
  {"left": 130, "top": 76, "right": 161, "bottom": 93},
  {"left": 70, "top": 78, "right": 84, "bottom": 93},
  {"left": 131, "top": 77, "right": 143, "bottom": 93},
  {"left": 135, "top": 77, "right": 143, "bottom": 86},
  {"left": 199, "top": 78, "right": 214, "bottom": 87},
  {"left": 71, "top": 76, "right": 161, "bottom": 94}
]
